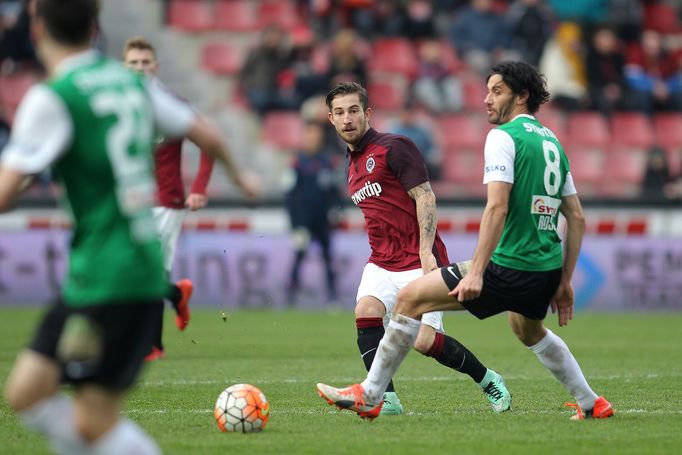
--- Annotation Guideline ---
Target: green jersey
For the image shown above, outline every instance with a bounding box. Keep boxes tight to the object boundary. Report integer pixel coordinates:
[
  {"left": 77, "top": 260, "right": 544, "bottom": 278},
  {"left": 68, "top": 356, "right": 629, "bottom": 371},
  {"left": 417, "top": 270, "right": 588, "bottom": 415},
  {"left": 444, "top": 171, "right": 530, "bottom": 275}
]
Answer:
[
  {"left": 17, "top": 53, "right": 168, "bottom": 306},
  {"left": 483, "top": 114, "right": 575, "bottom": 272}
]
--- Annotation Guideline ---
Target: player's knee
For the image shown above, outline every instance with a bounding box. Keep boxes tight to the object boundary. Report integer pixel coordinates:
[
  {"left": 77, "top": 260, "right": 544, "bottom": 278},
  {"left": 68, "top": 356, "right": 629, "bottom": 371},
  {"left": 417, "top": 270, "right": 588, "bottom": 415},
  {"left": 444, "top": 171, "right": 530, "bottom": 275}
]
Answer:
[
  {"left": 3, "top": 379, "right": 41, "bottom": 412},
  {"left": 395, "top": 287, "right": 420, "bottom": 318},
  {"left": 412, "top": 330, "right": 433, "bottom": 355},
  {"left": 354, "top": 298, "right": 385, "bottom": 318}
]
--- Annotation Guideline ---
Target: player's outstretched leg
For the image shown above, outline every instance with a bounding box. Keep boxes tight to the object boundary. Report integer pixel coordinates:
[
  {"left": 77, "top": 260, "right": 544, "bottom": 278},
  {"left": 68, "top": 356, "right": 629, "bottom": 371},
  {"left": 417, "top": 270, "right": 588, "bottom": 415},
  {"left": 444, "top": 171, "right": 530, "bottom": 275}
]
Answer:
[
  {"left": 316, "top": 383, "right": 383, "bottom": 420},
  {"left": 174, "top": 279, "right": 193, "bottom": 330}
]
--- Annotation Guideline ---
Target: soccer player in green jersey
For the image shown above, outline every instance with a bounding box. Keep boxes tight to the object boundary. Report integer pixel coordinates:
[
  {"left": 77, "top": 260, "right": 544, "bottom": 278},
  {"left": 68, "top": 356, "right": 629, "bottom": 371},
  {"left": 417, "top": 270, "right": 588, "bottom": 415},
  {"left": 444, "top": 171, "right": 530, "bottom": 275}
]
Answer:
[
  {"left": 0, "top": 1, "right": 253, "bottom": 453},
  {"left": 317, "top": 61, "right": 614, "bottom": 421}
]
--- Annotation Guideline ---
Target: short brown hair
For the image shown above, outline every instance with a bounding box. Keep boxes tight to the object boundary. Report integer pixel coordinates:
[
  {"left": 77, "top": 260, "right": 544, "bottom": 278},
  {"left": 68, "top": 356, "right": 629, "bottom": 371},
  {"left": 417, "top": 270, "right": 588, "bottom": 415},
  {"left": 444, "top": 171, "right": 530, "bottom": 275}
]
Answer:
[
  {"left": 325, "top": 82, "right": 369, "bottom": 112},
  {"left": 122, "top": 36, "right": 156, "bottom": 60}
]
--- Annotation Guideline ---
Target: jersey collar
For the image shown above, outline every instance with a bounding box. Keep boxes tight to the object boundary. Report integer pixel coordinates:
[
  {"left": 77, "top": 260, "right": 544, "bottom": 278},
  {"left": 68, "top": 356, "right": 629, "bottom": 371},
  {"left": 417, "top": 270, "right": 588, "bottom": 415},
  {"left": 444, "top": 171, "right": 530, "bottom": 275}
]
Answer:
[
  {"left": 55, "top": 49, "right": 100, "bottom": 76},
  {"left": 346, "top": 127, "right": 377, "bottom": 157},
  {"left": 511, "top": 113, "right": 536, "bottom": 122}
]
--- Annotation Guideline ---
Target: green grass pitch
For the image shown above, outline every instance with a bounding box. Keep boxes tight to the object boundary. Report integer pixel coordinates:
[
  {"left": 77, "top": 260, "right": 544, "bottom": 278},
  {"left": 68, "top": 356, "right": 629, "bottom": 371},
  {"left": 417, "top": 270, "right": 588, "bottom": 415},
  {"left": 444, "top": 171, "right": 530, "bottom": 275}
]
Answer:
[{"left": 1, "top": 308, "right": 681, "bottom": 454}]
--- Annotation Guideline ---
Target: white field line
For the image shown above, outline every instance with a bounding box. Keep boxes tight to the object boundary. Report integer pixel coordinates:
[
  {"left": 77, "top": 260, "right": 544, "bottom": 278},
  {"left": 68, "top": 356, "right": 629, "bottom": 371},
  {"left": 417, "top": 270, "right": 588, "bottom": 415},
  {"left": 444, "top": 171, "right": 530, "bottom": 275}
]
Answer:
[
  {"left": 124, "top": 407, "right": 682, "bottom": 416},
  {"left": 140, "top": 373, "right": 677, "bottom": 387}
]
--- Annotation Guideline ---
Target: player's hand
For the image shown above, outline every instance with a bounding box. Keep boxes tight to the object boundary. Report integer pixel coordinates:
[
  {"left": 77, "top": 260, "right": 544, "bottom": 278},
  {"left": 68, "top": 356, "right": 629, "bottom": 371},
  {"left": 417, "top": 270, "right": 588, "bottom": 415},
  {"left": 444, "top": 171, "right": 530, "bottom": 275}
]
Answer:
[
  {"left": 550, "top": 281, "right": 574, "bottom": 327},
  {"left": 419, "top": 252, "right": 438, "bottom": 275},
  {"left": 185, "top": 193, "right": 208, "bottom": 211},
  {"left": 450, "top": 273, "right": 483, "bottom": 302}
]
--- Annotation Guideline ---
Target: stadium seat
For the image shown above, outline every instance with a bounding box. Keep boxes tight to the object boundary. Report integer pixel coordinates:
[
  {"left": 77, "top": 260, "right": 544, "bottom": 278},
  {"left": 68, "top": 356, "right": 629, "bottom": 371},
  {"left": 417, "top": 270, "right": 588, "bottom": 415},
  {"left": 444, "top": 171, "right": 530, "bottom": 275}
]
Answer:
[
  {"left": 200, "top": 42, "right": 243, "bottom": 75},
  {"left": 567, "top": 146, "right": 605, "bottom": 187},
  {"left": 644, "top": 3, "right": 680, "bottom": 34},
  {"left": 0, "top": 71, "right": 39, "bottom": 121},
  {"left": 566, "top": 111, "right": 610, "bottom": 148},
  {"left": 461, "top": 77, "right": 488, "bottom": 112},
  {"left": 257, "top": 0, "right": 301, "bottom": 30},
  {"left": 435, "top": 113, "right": 486, "bottom": 151},
  {"left": 368, "top": 38, "right": 418, "bottom": 79},
  {"left": 653, "top": 113, "right": 682, "bottom": 150},
  {"left": 600, "top": 148, "right": 646, "bottom": 197},
  {"left": 440, "top": 148, "right": 487, "bottom": 197},
  {"left": 167, "top": 0, "right": 214, "bottom": 32},
  {"left": 367, "top": 79, "right": 407, "bottom": 111},
  {"left": 262, "top": 111, "right": 304, "bottom": 150},
  {"left": 214, "top": 0, "right": 258, "bottom": 32},
  {"left": 610, "top": 112, "right": 655, "bottom": 151}
]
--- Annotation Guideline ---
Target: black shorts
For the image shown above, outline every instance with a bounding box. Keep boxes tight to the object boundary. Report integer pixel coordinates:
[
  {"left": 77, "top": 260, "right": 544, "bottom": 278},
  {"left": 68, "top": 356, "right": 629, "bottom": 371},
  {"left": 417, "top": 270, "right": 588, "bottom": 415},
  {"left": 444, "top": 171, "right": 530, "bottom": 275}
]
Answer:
[
  {"left": 29, "top": 299, "right": 162, "bottom": 391},
  {"left": 441, "top": 261, "right": 562, "bottom": 320}
]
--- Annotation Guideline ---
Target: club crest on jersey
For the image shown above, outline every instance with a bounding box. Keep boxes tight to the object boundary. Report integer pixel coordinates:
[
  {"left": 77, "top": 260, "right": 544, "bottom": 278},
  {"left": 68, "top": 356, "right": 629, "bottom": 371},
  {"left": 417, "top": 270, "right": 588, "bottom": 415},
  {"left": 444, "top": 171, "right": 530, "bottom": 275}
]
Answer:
[{"left": 366, "top": 157, "right": 376, "bottom": 173}]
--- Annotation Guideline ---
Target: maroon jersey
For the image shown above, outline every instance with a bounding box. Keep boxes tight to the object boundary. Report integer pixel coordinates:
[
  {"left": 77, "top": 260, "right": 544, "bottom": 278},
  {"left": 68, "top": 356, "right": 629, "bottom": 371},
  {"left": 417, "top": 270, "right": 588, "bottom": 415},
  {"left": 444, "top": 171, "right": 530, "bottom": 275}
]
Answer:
[
  {"left": 347, "top": 128, "right": 449, "bottom": 271},
  {"left": 155, "top": 138, "right": 214, "bottom": 209}
]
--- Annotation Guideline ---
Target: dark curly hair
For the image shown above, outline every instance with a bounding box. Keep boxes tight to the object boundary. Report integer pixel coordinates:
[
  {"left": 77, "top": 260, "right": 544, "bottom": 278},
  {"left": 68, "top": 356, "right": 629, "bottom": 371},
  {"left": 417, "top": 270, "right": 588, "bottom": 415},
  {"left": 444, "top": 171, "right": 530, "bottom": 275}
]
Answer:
[
  {"left": 326, "top": 82, "right": 369, "bottom": 112},
  {"left": 486, "top": 61, "right": 550, "bottom": 114}
]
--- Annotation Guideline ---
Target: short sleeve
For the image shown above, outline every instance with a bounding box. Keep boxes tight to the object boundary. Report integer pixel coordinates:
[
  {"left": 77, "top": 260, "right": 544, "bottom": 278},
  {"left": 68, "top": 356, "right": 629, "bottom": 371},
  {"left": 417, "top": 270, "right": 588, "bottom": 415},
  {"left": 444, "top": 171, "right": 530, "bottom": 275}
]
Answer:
[
  {"left": 387, "top": 136, "right": 428, "bottom": 190},
  {"left": 0, "top": 85, "right": 72, "bottom": 174},
  {"left": 147, "top": 78, "right": 197, "bottom": 138},
  {"left": 483, "top": 128, "right": 515, "bottom": 184},
  {"left": 562, "top": 171, "right": 577, "bottom": 196}
]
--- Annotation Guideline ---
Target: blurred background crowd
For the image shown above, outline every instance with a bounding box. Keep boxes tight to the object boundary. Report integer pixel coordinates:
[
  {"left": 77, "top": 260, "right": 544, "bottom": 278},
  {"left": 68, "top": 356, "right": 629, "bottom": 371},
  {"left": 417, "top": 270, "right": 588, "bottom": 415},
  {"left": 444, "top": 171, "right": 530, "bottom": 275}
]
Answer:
[{"left": 2, "top": 0, "right": 682, "bottom": 205}]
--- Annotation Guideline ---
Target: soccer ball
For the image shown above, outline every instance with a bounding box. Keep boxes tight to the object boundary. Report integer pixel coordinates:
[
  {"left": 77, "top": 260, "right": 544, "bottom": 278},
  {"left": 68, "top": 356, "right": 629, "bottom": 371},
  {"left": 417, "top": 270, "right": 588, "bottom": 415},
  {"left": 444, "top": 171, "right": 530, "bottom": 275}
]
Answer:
[{"left": 214, "top": 383, "right": 270, "bottom": 433}]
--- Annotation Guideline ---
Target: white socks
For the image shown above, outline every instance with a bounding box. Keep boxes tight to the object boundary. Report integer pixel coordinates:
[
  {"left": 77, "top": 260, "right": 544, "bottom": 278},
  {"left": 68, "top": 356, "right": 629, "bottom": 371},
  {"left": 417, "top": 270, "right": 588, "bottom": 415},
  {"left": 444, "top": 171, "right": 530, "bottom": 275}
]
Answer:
[
  {"left": 20, "top": 394, "right": 87, "bottom": 455},
  {"left": 90, "top": 418, "right": 161, "bottom": 455},
  {"left": 19, "top": 394, "right": 159, "bottom": 455},
  {"left": 529, "top": 329, "right": 598, "bottom": 410},
  {"left": 362, "top": 313, "right": 421, "bottom": 402}
]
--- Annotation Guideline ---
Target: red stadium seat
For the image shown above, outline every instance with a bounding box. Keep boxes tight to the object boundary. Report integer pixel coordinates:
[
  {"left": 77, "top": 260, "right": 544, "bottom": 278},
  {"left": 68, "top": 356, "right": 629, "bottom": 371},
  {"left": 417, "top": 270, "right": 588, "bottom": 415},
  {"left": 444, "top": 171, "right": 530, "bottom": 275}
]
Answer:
[
  {"left": 435, "top": 114, "right": 486, "bottom": 151},
  {"left": 566, "top": 111, "right": 610, "bottom": 148},
  {"left": 599, "top": 148, "right": 646, "bottom": 197},
  {"left": 567, "top": 146, "right": 605, "bottom": 186},
  {"left": 0, "top": 71, "right": 39, "bottom": 121},
  {"left": 644, "top": 3, "right": 680, "bottom": 34},
  {"left": 262, "top": 111, "right": 304, "bottom": 150},
  {"left": 461, "top": 77, "right": 488, "bottom": 112},
  {"left": 214, "top": 0, "right": 258, "bottom": 32},
  {"left": 440, "top": 148, "right": 486, "bottom": 197},
  {"left": 368, "top": 38, "right": 418, "bottom": 79},
  {"left": 257, "top": 0, "right": 301, "bottom": 29},
  {"left": 167, "top": 0, "right": 214, "bottom": 32},
  {"left": 610, "top": 112, "right": 655, "bottom": 150},
  {"left": 200, "top": 42, "right": 243, "bottom": 75},
  {"left": 367, "top": 79, "right": 406, "bottom": 111},
  {"left": 653, "top": 113, "right": 682, "bottom": 150}
]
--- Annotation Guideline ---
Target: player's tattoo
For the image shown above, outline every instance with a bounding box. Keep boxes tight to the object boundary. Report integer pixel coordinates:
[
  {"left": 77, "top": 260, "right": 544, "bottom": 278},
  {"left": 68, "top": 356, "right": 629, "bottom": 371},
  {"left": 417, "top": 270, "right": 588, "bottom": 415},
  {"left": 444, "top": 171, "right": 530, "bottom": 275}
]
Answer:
[{"left": 408, "top": 182, "right": 437, "bottom": 254}]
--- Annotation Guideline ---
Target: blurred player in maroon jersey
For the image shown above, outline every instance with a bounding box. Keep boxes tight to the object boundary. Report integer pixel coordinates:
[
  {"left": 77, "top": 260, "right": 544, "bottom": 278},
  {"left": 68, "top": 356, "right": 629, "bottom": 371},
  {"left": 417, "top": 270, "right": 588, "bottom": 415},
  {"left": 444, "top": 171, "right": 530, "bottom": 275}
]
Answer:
[
  {"left": 123, "top": 37, "right": 257, "bottom": 360},
  {"left": 318, "top": 82, "right": 510, "bottom": 416}
]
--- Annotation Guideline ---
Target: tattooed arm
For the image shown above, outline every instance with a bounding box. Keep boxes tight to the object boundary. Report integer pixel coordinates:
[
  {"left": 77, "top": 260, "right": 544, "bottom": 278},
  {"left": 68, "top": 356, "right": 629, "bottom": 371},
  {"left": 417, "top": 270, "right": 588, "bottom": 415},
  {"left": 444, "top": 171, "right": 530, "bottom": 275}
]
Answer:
[{"left": 408, "top": 181, "right": 438, "bottom": 274}]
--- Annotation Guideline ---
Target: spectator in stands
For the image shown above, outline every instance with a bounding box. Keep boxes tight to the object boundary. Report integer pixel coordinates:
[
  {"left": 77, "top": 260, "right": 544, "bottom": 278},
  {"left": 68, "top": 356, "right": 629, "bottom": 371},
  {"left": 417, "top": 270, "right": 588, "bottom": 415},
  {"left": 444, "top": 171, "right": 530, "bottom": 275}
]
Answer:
[
  {"left": 624, "top": 29, "right": 682, "bottom": 115},
  {"left": 300, "top": 94, "right": 343, "bottom": 154},
  {"left": 388, "top": 103, "right": 440, "bottom": 180},
  {"left": 0, "top": 0, "right": 38, "bottom": 72},
  {"left": 412, "top": 38, "right": 463, "bottom": 114},
  {"left": 290, "top": 27, "right": 330, "bottom": 106},
  {"left": 403, "top": 0, "right": 436, "bottom": 39},
  {"left": 284, "top": 121, "right": 341, "bottom": 306},
  {"left": 327, "top": 28, "right": 367, "bottom": 87},
  {"left": 505, "top": 0, "right": 554, "bottom": 66},
  {"left": 586, "top": 25, "right": 630, "bottom": 116},
  {"left": 448, "top": 0, "right": 514, "bottom": 75},
  {"left": 608, "top": 0, "right": 643, "bottom": 44},
  {"left": 641, "top": 145, "right": 676, "bottom": 200},
  {"left": 539, "top": 21, "right": 589, "bottom": 111},
  {"left": 239, "top": 25, "right": 296, "bottom": 116}
]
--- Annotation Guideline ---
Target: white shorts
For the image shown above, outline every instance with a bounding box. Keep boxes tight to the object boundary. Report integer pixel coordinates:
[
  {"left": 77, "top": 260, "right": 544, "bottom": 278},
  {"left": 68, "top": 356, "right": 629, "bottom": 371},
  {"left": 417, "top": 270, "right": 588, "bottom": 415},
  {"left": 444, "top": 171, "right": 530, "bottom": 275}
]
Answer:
[
  {"left": 152, "top": 207, "right": 185, "bottom": 272},
  {"left": 356, "top": 262, "right": 444, "bottom": 332}
]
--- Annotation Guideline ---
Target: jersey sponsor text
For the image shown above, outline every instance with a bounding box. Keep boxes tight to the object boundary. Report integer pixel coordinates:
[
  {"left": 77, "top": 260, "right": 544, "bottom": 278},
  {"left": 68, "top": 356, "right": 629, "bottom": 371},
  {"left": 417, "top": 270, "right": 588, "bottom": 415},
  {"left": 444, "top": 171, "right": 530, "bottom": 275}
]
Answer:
[{"left": 351, "top": 181, "right": 382, "bottom": 205}]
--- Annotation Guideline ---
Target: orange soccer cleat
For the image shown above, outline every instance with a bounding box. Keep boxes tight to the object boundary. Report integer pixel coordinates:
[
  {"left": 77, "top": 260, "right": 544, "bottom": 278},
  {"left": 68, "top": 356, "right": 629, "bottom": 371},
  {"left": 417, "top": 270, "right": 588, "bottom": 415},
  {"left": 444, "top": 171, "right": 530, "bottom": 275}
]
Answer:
[
  {"left": 175, "top": 279, "right": 193, "bottom": 331},
  {"left": 144, "top": 346, "right": 165, "bottom": 362},
  {"left": 317, "top": 383, "right": 383, "bottom": 420},
  {"left": 565, "top": 396, "right": 614, "bottom": 420}
]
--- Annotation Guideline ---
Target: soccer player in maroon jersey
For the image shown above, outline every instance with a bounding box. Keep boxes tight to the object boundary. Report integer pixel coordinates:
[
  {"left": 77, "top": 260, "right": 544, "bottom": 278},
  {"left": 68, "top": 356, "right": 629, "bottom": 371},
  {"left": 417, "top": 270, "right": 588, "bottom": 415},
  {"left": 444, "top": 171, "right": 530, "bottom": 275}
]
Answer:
[
  {"left": 317, "top": 82, "right": 511, "bottom": 416},
  {"left": 123, "top": 37, "right": 257, "bottom": 360}
]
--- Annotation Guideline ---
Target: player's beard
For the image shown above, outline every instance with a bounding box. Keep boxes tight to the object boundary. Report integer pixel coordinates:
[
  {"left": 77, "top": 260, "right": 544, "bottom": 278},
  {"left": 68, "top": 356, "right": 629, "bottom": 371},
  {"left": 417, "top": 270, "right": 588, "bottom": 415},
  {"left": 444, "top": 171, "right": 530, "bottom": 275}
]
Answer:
[
  {"left": 489, "top": 97, "right": 516, "bottom": 125},
  {"left": 340, "top": 118, "right": 368, "bottom": 147}
]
